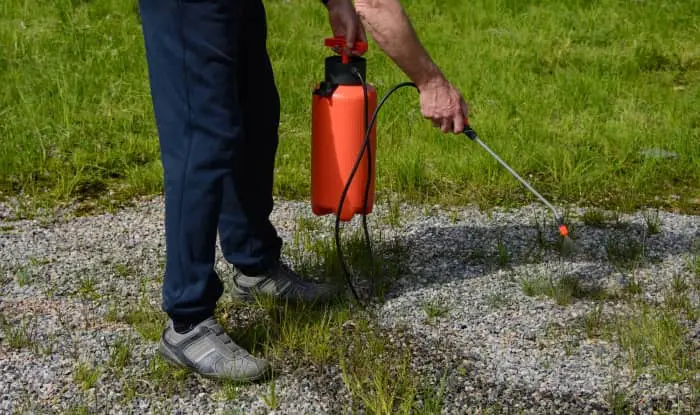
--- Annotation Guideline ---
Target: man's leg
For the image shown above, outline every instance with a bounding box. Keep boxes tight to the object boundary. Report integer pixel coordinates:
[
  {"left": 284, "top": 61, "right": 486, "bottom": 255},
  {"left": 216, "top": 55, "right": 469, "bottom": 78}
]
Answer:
[
  {"left": 217, "top": 0, "right": 339, "bottom": 303},
  {"left": 138, "top": 0, "right": 271, "bottom": 382},
  {"left": 217, "top": 0, "right": 282, "bottom": 276},
  {"left": 139, "top": 0, "right": 243, "bottom": 324}
]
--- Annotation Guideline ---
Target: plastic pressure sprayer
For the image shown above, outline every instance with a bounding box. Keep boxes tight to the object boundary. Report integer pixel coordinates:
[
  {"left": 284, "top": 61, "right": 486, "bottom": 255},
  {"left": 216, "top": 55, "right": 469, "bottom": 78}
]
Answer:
[{"left": 311, "top": 36, "right": 573, "bottom": 305}]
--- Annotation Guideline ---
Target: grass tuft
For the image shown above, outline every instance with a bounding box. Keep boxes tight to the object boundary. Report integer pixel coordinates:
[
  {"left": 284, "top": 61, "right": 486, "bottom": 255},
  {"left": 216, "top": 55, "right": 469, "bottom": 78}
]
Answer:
[
  {"left": 609, "top": 304, "right": 696, "bottom": 384},
  {"left": 521, "top": 272, "right": 609, "bottom": 306},
  {"left": 0, "top": 314, "right": 36, "bottom": 350},
  {"left": 422, "top": 300, "right": 450, "bottom": 321},
  {"left": 605, "top": 235, "right": 645, "bottom": 270},
  {"left": 108, "top": 337, "right": 133, "bottom": 371},
  {"left": 581, "top": 208, "right": 619, "bottom": 228},
  {"left": 642, "top": 209, "right": 662, "bottom": 235},
  {"left": 121, "top": 298, "right": 166, "bottom": 342},
  {"left": 73, "top": 360, "right": 101, "bottom": 391},
  {"left": 145, "top": 355, "right": 190, "bottom": 395}
]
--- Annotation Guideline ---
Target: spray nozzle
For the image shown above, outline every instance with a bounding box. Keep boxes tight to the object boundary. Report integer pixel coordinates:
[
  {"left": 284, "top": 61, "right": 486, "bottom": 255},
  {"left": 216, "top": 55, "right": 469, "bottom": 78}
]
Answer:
[
  {"left": 558, "top": 224, "right": 569, "bottom": 238},
  {"left": 324, "top": 36, "right": 368, "bottom": 64}
]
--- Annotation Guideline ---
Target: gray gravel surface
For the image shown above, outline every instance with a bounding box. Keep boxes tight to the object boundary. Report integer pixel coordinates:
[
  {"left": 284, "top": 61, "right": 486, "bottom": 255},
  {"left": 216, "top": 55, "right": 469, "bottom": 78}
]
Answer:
[{"left": 1, "top": 197, "right": 698, "bottom": 414}]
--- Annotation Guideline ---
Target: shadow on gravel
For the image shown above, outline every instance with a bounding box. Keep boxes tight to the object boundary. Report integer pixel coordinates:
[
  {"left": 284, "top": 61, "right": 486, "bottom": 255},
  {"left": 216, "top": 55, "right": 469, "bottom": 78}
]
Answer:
[
  {"left": 382, "top": 219, "right": 698, "bottom": 295},
  {"left": 359, "top": 220, "right": 699, "bottom": 414}
]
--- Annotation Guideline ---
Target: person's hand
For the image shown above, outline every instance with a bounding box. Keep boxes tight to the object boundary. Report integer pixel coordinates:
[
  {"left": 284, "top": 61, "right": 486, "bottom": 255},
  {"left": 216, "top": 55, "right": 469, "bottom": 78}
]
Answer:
[
  {"left": 325, "top": 0, "right": 367, "bottom": 55},
  {"left": 418, "top": 75, "right": 469, "bottom": 134}
]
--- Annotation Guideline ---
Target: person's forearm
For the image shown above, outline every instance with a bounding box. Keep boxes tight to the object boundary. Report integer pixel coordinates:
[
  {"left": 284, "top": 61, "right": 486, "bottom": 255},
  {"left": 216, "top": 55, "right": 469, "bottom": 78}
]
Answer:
[{"left": 353, "top": 0, "right": 444, "bottom": 88}]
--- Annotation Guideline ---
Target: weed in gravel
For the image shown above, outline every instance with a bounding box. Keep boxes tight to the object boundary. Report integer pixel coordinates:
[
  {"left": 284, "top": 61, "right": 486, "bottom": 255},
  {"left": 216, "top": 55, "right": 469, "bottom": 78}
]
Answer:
[
  {"left": 605, "top": 303, "right": 696, "bottom": 384},
  {"left": 448, "top": 209, "right": 459, "bottom": 224},
  {"left": 114, "top": 262, "right": 137, "bottom": 278},
  {"left": 78, "top": 274, "right": 100, "bottom": 302},
  {"left": 215, "top": 222, "right": 442, "bottom": 413},
  {"left": 296, "top": 215, "right": 324, "bottom": 235},
  {"left": 73, "top": 360, "right": 101, "bottom": 391},
  {"left": 218, "top": 224, "right": 404, "bottom": 364},
  {"left": 64, "top": 404, "right": 91, "bottom": 415},
  {"left": 642, "top": 209, "right": 662, "bottom": 235},
  {"left": 121, "top": 377, "right": 138, "bottom": 404},
  {"left": 122, "top": 298, "right": 166, "bottom": 342},
  {"left": 496, "top": 235, "right": 510, "bottom": 268},
  {"left": 486, "top": 293, "right": 511, "bottom": 310},
  {"left": 688, "top": 242, "right": 700, "bottom": 289},
  {"left": 0, "top": 314, "right": 36, "bottom": 350},
  {"left": 214, "top": 380, "right": 240, "bottom": 402},
  {"left": 261, "top": 300, "right": 351, "bottom": 365},
  {"left": 383, "top": 195, "right": 403, "bottom": 229},
  {"left": 263, "top": 377, "right": 280, "bottom": 410},
  {"left": 15, "top": 267, "right": 30, "bottom": 287},
  {"left": 108, "top": 337, "right": 133, "bottom": 371},
  {"left": 605, "top": 234, "right": 645, "bottom": 270},
  {"left": 223, "top": 297, "right": 443, "bottom": 413},
  {"left": 521, "top": 272, "right": 609, "bottom": 306},
  {"left": 422, "top": 299, "right": 449, "bottom": 322},
  {"left": 663, "top": 275, "right": 698, "bottom": 322},
  {"left": 619, "top": 274, "right": 644, "bottom": 298},
  {"left": 582, "top": 208, "right": 614, "bottom": 228},
  {"left": 605, "top": 382, "right": 632, "bottom": 415},
  {"left": 146, "top": 355, "right": 190, "bottom": 395},
  {"left": 338, "top": 327, "right": 419, "bottom": 414},
  {"left": 462, "top": 247, "right": 489, "bottom": 265},
  {"left": 531, "top": 212, "right": 554, "bottom": 251},
  {"left": 582, "top": 304, "right": 605, "bottom": 338},
  {"left": 105, "top": 303, "right": 120, "bottom": 322}
]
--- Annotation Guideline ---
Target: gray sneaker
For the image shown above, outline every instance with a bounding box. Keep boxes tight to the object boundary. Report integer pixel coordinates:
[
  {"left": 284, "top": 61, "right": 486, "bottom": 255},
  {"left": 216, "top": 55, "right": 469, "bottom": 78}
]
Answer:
[
  {"left": 231, "top": 260, "right": 339, "bottom": 304},
  {"left": 159, "top": 317, "right": 271, "bottom": 383}
]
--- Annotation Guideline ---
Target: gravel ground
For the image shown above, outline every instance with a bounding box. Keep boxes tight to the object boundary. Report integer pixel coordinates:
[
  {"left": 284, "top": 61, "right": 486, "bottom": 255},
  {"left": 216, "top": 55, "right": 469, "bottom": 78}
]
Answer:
[{"left": 1, "top": 197, "right": 698, "bottom": 414}]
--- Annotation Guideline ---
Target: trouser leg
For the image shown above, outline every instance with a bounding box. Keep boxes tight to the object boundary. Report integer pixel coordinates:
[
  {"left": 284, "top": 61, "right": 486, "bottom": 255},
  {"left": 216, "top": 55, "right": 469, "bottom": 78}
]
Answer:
[
  {"left": 138, "top": 0, "right": 244, "bottom": 321},
  {"left": 217, "top": 0, "right": 283, "bottom": 276}
]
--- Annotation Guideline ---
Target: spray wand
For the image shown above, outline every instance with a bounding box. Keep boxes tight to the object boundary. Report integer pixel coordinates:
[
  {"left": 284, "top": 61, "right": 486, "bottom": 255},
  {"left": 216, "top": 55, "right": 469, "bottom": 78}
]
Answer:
[{"left": 462, "top": 123, "right": 573, "bottom": 249}]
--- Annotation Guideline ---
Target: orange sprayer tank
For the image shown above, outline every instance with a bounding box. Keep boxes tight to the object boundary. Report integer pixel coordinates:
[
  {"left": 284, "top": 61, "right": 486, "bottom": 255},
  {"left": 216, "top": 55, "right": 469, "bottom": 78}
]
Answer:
[{"left": 311, "top": 37, "right": 377, "bottom": 221}]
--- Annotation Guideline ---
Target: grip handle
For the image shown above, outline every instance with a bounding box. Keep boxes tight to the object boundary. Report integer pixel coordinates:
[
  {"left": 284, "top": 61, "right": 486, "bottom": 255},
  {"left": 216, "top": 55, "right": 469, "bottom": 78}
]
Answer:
[
  {"left": 463, "top": 117, "right": 477, "bottom": 140},
  {"left": 324, "top": 36, "right": 368, "bottom": 64}
]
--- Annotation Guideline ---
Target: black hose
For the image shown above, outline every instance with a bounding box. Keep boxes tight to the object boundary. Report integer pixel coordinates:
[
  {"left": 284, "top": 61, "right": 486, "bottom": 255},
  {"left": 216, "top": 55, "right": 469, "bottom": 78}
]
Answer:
[{"left": 334, "top": 69, "right": 418, "bottom": 306}]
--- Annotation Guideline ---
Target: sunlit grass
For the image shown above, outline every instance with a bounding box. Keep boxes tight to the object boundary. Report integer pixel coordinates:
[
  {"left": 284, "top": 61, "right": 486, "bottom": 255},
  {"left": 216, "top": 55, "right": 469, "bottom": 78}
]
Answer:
[{"left": 1, "top": 0, "right": 698, "bottom": 216}]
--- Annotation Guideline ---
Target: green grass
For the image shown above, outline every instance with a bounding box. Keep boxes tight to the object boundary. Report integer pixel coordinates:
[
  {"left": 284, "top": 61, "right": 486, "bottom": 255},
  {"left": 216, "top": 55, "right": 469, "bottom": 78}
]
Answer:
[
  {"left": 520, "top": 272, "right": 609, "bottom": 306},
  {"left": 605, "top": 303, "right": 697, "bottom": 385},
  {"left": 1, "top": 0, "right": 699, "bottom": 216}
]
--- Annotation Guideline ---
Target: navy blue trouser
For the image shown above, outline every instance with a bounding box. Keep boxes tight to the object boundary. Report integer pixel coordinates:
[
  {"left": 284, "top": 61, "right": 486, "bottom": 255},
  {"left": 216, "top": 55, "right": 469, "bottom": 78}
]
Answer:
[{"left": 138, "top": 0, "right": 283, "bottom": 321}]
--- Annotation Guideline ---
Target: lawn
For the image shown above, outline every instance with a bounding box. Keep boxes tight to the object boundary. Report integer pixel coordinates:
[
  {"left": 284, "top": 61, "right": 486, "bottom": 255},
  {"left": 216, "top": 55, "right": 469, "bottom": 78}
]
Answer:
[{"left": 1, "top": 0, "right": 698, "bottom": 216}]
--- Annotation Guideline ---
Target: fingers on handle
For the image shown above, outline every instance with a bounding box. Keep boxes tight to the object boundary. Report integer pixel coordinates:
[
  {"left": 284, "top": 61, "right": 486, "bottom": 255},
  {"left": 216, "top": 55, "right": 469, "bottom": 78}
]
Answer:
[
  {"left": 345, "top": 23, "right": 356, "bottom": 51},
  {"left": 461, "top": 98, "right": 469, "bottom": 126},
  {"left": 440, "top": 118, "right": 452, "bottom": 133},
  {"left": 453, "top": 113, "right": 465, "bottom": 134}
]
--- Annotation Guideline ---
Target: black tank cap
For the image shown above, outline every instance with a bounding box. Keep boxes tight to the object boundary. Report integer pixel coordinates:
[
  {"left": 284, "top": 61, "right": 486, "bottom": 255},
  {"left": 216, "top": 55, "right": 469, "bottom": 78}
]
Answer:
[{"left": 324, "top": 55, "right": 366, "bottom": 86}]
